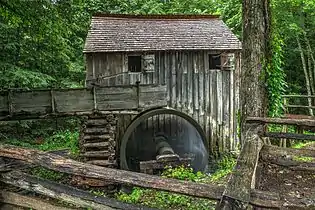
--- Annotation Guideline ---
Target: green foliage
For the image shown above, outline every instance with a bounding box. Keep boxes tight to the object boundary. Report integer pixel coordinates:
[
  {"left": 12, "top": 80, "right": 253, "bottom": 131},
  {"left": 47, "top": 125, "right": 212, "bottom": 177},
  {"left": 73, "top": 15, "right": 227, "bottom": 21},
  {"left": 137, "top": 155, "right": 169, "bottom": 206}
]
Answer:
[
  {"left": 162, "top": 165, "right": 206, "bottom": 182},
  {"left": 116, "top": 166, "right": 217, "bottom": 209},
  {"left": 272, "top": 0, "right": 315, "bottom": 98},
  {"left": 116, "top": 162, "right": 238, "bottom": 209},
  {"left": 292, "top": 155, "right": 314, "bottom": 162},
  {"left": 30, "top": 167, "right": 67, "bottom": 182},
  {"left": 38, "top": 130, "right": 80, "bottom": 156},
  {"left": 209, "top": 155, "right": 236, "bottom": 182},
  {"left": 266, "top": 33, "right": 287, "bottom": 117},
  {"left": 1, "top": 129, "right": 79, "bottom": 157}
]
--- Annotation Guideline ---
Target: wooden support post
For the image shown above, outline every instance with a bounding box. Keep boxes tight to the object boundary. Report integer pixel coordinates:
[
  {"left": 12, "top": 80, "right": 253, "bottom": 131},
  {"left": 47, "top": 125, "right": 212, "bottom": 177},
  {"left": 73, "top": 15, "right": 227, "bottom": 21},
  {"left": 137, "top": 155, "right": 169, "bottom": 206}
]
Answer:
[
  {"left": 50, "top": 89, "right": 56, "bottom": 113},
  {"left": 217, "top": 123, "right": 263, "bottom": 209},
  {"left": 7, "top": 90, "right": 13, "bottom": 116}
]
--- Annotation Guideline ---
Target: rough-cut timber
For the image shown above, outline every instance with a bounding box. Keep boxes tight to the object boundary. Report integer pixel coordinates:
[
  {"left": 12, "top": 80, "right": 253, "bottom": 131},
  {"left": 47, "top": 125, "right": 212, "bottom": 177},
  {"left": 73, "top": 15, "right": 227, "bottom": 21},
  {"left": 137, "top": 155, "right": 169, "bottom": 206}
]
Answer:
[
  {"left": 260, "top": 145, "right": 315, "bottom": 171},
  {"left": 0, "top": 190, "right": 75, "bottom": 210},
  {"left": 1, "top": 171, "right": 151, "bottom": 210},
  {"left": 246, "top": 116, "right": 315, "bottom": 127},
  {"left": 217, "top": 124, "right": 263, "bottom": 209},
  {"left": 0, "top": 85, "right": 167, "bottom": 121},
  {"left": 263, "top": 132, "right": 315, "bottom": 141},
  {"left": 0, "top": 144, "right": 224, "bottom": 200},
  {"left": 79, "top": 114, "right": 117, "bottom": 168},
  {"left": 0, "top": 144, "right": 293, "bottom": 208}
]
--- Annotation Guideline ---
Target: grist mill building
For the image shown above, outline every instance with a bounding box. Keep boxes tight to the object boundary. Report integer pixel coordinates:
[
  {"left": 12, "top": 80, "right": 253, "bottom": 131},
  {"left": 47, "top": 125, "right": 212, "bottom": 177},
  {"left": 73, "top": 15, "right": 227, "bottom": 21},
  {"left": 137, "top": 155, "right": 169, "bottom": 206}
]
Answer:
[{"left": 83, "top": 14, "right": 242, "bottom": 156}]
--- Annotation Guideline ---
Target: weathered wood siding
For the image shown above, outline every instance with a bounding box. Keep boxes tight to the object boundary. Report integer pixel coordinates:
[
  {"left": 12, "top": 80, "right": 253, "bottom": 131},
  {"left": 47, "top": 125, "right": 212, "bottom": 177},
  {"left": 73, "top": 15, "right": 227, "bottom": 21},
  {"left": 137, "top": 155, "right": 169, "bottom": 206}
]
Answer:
[
  {"left": 0, "top": 85, "right": 167, "bottom": 120},
  {"left": 86, "top": 51, "right": 240, "bottom": 154}
]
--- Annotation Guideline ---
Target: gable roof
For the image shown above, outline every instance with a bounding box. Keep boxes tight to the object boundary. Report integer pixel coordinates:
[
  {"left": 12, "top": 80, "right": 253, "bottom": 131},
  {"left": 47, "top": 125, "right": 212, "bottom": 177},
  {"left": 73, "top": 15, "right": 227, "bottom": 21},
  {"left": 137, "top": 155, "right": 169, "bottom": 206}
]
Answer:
[{"left": 83, "top": 14, "right": 242, "bottom": 53}]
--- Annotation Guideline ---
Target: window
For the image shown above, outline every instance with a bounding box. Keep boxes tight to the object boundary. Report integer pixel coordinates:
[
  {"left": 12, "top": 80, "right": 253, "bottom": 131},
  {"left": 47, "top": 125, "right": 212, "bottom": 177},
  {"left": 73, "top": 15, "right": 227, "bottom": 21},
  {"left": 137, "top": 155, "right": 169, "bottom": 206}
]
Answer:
[
  {"left": 209, "top": 54, "right": 221, "bottom": 70},
  {"left": 128, "top": 55, "right": 142, "bottom": 72}
]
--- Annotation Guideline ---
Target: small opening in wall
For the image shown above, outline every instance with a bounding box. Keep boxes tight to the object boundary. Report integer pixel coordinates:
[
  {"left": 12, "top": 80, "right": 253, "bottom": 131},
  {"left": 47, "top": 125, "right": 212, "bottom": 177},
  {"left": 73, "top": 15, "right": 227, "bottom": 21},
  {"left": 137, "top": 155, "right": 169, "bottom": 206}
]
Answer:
[
  {"left": 209, "top": 54, "right": 221, "bottom": 70},
  {"left": 128, "top": 56, "right": 142, "bottom": 72}
]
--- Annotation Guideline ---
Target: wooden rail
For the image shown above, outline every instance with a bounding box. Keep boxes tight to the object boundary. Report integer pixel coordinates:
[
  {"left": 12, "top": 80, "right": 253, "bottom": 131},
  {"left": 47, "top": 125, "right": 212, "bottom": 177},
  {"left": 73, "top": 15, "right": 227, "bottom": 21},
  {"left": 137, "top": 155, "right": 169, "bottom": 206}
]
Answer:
[
  {"left": 0, "top": 84, "right": 167, "bottom": 121},
  {"left": 246, "top": 116, "right": 315, "bottom": 142},
  {"left": 282, "top": 94, "right": 315, "bottom": 115}
]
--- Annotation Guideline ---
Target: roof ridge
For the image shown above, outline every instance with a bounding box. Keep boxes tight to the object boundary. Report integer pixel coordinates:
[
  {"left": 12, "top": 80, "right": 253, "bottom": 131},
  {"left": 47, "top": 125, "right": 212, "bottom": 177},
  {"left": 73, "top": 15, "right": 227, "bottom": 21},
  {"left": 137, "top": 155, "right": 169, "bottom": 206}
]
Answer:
[{"left": 92, "top": 13, "right": 220, "bottom": 20}]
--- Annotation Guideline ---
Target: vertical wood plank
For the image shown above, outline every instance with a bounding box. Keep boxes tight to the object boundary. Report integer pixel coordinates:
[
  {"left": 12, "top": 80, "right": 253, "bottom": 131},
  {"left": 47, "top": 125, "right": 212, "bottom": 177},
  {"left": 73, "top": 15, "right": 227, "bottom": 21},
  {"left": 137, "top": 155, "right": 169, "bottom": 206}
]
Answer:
[
  {"left": 176, "top": 52, "right": 182, "bottom": 110},
  {"left": 217, "top": 70, "right": 223, "bottom": 153},
  {"left": 222, "top": 71, "right": 230, "bottom": 152},
  {"left": 187, "top": 52, "right": 193, "bottom": 116}
]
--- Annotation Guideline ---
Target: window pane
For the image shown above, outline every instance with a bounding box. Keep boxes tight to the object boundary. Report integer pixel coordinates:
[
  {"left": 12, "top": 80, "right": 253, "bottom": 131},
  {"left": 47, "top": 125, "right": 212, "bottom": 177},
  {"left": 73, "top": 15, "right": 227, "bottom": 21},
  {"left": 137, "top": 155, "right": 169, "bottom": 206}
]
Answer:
[
  {"left": 128, "top": 56, "right": 142, "bottom": 72},
  {"left": 209, "top": 54, "right": 221, "bottom": 69}
]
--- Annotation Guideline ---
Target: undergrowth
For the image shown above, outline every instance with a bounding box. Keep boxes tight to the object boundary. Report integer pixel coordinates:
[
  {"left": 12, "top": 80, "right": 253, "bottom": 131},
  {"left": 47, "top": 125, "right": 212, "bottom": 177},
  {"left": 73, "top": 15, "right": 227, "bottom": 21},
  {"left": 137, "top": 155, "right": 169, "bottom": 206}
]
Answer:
[
  {"left": 116, "top": 155, "right": 236, "bottom": 210},
  {"left": 1, "top": 129, "right": 80, "bottom": 157},
  {"left": 0, "top": 119, "right": 81, "bottom": 181}
]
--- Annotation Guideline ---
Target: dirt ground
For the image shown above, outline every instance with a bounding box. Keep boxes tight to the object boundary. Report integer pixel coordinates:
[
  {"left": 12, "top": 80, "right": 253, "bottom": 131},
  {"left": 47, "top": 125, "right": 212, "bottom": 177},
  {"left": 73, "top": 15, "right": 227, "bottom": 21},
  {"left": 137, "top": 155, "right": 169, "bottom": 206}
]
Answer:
[{"left": 257, "top": 143, "right": 315, "bottom": 210}]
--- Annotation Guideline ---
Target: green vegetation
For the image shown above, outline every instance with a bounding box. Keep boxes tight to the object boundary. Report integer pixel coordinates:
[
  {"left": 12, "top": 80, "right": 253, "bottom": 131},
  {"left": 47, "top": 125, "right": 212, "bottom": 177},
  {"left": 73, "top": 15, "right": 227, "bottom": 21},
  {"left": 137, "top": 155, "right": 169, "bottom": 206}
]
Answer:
[
  {"left": 1, "top": 129, "right": 79, "bottom": 157},
  {"left": 0, "top": 121, "right": 80, "bottom": 182},
  {"left": 292, "top": 155, "right": 314, "bottom": 162},
  {"left": 30, "top": 167, "right": 68, "bottom": 182},
  {"left": 209, "top": 155, "right": 236, "bottom": 183},
  {"left": 291, "top": 141, "right": 311, "bottom": 149},
  {"left": 116, "top": 155, "right": 236, "bottom": 210}
]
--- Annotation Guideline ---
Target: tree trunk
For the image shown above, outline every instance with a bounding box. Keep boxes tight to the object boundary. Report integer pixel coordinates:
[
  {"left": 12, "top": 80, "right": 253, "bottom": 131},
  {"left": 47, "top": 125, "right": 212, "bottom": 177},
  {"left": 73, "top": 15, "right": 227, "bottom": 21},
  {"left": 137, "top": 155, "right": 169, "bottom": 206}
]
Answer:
[
  {"left": 304, "top": 34, "right": 315, "bottom": 103},
  {"left": 241, "top": 0, "right": 271, "bottom": 143},
  {"left": 296, "top": 35, "right": 313, "bottom": 116}
]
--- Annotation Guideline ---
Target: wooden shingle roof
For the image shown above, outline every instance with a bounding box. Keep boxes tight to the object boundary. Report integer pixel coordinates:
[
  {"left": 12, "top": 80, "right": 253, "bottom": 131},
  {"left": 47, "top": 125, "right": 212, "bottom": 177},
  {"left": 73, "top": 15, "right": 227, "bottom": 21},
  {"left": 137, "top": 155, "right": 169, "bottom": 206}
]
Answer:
[{"left": 83, "top": 14, "right": 242, "bottom": 53}]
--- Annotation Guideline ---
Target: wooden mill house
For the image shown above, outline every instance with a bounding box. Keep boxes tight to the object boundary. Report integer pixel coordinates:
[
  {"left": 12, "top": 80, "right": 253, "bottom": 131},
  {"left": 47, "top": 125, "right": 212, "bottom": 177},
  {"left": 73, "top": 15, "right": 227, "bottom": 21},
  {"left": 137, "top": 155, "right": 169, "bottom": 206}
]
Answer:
[{"left": 83, "top": 14, "right": 242, "bottom": 155}]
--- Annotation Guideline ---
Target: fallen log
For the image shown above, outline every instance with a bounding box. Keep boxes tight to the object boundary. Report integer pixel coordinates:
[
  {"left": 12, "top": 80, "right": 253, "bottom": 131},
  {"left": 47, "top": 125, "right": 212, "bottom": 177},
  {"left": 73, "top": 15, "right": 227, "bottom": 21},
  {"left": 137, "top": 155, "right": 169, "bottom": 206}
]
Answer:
[
  {"left": 0, "top": 190, "right": 75, "bottom": 210},
  {"left": 1, "top": 171, "right": 152, "bottom": 210},
  {"left": 0, "top": 144, "right": 224, "bottom": 200}
]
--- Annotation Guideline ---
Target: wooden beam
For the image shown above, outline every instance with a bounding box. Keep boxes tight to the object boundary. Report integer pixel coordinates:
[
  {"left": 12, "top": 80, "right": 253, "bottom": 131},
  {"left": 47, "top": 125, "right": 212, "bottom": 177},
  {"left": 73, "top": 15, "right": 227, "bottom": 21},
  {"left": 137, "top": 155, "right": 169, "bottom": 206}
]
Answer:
[
  {"left": 217, "top": 124, "right": 263, "bottom": 209},
  {"left": 286, "top": 104, "right": 315, "bottom": 109},
  {"left": 260, "top": 145, "right": 315, "bottom": 171},
  {"left": 0, "top": 144, "right": 224, "bottom": 200},
  {"left": 263, "top": 132, "right": 315, "bottom": 141},
  {"left": 0, "top": 85, "right": 167, "bottom": 121},
  {"left": 1, "top": 171, "right": 151, "bottom": 210},
  {"left": 0, "top": 110, "right": 139, "bottom": 121},
  {"left": 246, "top": 117, "right": 315, "bottom": 127},
  {"left": 0, "top": 190, "right": 74, "bottom": 210},
  {"left": 282, "top": 95, "right": 315, "bottom": 98},
  {"left": 261, "top": 144, "right": 315, "bottom": 158}
]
